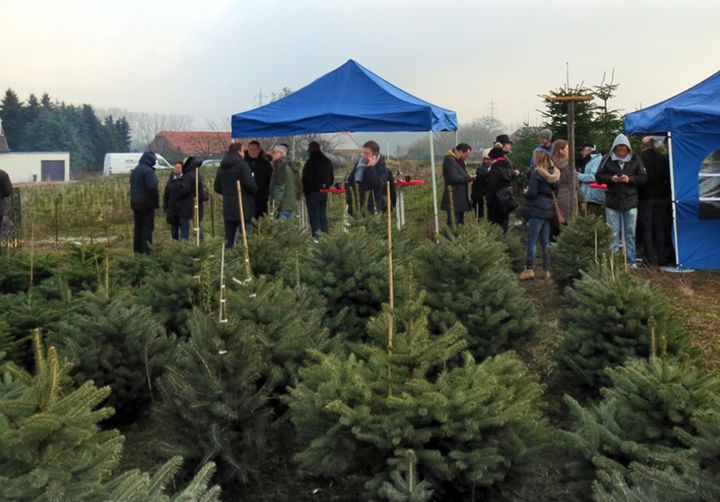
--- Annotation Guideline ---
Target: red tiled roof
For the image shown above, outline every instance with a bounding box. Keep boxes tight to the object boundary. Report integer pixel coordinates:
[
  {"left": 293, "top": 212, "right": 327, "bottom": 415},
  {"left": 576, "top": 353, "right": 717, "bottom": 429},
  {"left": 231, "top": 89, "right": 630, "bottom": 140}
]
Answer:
[{"left": 154, "top": 131, "right": 233, "bottom": 154}]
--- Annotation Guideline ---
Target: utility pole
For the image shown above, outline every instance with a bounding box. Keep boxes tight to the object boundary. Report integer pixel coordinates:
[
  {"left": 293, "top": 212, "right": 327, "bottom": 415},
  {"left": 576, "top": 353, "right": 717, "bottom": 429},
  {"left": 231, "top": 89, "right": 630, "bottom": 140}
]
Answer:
[
  {"left": 489, "top": 100, "right": 497, "bottom": 122},
  {"left": 255, "top": 89, "right": 264, "bottom": 107}
]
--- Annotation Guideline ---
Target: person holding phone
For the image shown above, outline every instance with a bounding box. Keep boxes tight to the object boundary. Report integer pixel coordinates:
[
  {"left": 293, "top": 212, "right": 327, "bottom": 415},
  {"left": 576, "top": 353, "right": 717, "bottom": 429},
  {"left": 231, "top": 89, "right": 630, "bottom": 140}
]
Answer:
[{"left": 347, "top": 140, "right": 385, "bottom": 215}]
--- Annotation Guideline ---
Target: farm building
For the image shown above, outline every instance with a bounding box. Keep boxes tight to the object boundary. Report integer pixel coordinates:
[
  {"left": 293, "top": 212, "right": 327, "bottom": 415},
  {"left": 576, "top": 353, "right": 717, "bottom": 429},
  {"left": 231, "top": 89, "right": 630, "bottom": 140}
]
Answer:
[
  {"left": 0, "top": 151, "right": 70, "bottom": 182},
  {"left": 148, "top": 131, "right": 233, "bottom": 161}
]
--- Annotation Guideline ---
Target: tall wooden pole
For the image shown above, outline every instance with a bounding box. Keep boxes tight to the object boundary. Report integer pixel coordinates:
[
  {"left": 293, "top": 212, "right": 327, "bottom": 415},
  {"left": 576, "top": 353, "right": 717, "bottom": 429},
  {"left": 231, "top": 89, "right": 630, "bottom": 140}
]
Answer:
[
  {"left": 236, "top": 180, "right": 252, "bottom": 280},
  {"left": 194, "top": 167, "right": 201, "bottom": 246},
  {"left": 386, "top": 181, "right": 394, "bottom": 397},
  {"left": 568, "top": 100, "right": 578, "bottom": 216}
]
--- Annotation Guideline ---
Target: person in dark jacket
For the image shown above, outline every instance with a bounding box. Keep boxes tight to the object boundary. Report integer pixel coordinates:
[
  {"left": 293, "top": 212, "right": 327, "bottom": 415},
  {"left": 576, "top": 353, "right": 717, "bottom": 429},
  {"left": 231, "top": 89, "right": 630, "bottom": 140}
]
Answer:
[
  {"left": 181, "top": 156, "right": 206, "bottom": 232},
  {"left": 163, "top": 161, "right": 192, "bottom": 240},
  {"left": 486, "top": 147, "right": 520, "bottom": 233},
  {"left": 214, "top": 143, "right": 258, "bottom": 248},
  {"left": 347, "top": 140, "right": 387, "bottom": 215},
  {"left": 130, "top": 151, "right": 159, "bottom": 254},
  {"left": 245, "top": 140, "right": 273, "bottom": 219},
  {"left": 638, "top": 137, "right": 671, "bottom": 265},
  {"left": 471, "top": 149, "right": 492, "bottom": 219},
  {"left": 302, "top": 141, "right": 334, "bottom": 236},
  {"left": 0, "top": 168, "right": 12, "bottom": 238},
  {"left": 268, "top": 144, "right": 299, "bottom": 220},
  {"left": 520, "top": 150, "right": 560, "bottom": 280},
  {"left": 440, "top": 143, "right": 474, "bottom": 227},
  {"left": 595, "top": 134, "right": 648, "bottom": 266}
]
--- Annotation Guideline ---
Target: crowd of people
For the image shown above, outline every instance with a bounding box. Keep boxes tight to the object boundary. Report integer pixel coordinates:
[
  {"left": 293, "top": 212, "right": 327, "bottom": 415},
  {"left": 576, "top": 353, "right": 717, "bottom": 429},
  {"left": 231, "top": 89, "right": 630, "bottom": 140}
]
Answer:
[
  {"left": 442, "top": 131, "right": 672, "bottom": 279},
  {"left": 126, "top": 132, "right": 672, "bottom": 273}
]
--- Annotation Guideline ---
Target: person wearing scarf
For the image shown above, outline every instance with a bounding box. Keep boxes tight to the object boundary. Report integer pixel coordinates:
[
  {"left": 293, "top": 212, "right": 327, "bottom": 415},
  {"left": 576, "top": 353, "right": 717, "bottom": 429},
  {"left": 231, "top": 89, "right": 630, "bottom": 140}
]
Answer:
[
  {"left": 520, "top": 150, "right": 560, "bottom": 280},
  {"left": 595, "top": 133, "right": 648, "bottom": 267}
]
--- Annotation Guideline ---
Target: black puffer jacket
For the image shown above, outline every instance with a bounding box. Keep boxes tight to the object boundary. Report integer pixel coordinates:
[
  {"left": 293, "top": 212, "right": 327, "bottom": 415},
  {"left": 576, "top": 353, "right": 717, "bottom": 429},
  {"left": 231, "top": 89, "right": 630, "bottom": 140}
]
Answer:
[
  {"left": 163, "top": 171, "right": 192, "bottom": 224},
  {"left": 130, "top": 152, "right": 159, "bottom": 211},
  {"left": 214, "top": 151, "right": 257, "bottom": 222},
  {"left": 486, "top": 157, "right": 515, "bottom": 219},
  {"left": 595, "top": 135, "right": 648, "bottom": 211},
  {"left": 525, "top": 167, "right": 559, "bottom": 220},
  {"left": 302, "top": 150, "right": 334, "bottom": 193},
  {"left": 182, "top": 157, "right": 205, "bottom": 219},
  {"left": 638, "top": 148, "right": 670, "bottom": 200}
]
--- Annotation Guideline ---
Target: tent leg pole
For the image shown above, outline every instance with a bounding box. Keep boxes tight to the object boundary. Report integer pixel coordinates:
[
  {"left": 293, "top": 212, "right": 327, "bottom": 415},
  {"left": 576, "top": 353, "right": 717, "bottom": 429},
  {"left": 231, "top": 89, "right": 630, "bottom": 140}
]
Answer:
[
  {"left": 667, "top": 132, "right": 681, "bottom": 267},
  {"left": 429, "top": 131, "right": 439, "bottom": 235}
]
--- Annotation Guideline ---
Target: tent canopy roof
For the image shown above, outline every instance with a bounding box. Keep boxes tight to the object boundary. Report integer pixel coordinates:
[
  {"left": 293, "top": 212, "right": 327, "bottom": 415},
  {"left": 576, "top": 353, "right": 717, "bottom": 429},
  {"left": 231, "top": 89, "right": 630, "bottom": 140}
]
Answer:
[
  {"left": 625, "top": 70, "right": 720, "bottom": 134},
  {"left": 231, "top": 59, "right": 457, "bottom": 138}
]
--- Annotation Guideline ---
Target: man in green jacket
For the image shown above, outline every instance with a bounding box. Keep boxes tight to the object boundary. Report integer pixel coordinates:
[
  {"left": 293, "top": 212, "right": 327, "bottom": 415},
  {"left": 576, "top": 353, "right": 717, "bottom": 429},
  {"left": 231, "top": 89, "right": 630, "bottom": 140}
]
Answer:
[{"left": 269, "top": 144, "right": 299, "bottom": 220}]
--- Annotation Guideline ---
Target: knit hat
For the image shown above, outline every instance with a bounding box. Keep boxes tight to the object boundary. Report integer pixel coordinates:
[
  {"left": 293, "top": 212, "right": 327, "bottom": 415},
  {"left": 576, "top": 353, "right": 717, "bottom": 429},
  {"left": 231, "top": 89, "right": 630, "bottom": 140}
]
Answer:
[
  {"left": 482, "top": 148, "right": 492, "bottom": 158},
  {"left": 273, "top": 144, "right": 288, "bottom": 156},
  {"left": 540, "top": 129, "right": 552, "bottom": 141},
  {"left": 488, "top": 147, "right": 505, "bottom": 159}
]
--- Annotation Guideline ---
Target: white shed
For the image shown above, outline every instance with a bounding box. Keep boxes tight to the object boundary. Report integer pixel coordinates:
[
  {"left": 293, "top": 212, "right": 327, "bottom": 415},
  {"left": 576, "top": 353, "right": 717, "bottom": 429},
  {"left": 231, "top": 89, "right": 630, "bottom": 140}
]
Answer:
[{"left": 0, "top": 152, "right": 70, "bottom": 183}]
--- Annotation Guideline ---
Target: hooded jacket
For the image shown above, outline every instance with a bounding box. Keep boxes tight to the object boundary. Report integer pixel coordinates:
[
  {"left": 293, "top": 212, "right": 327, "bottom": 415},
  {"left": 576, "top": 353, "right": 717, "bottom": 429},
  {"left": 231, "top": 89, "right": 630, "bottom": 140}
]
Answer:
[
  {"left": 214, "top": 151, "right": 257, "bottom": 222},
  {"left": 181, "top": 157, "right": 206, "bottom": 219},
  {"left": 525, "top": 166, "right": 560, "bottom": 220},
  {"left": 578, "top": 152, "right": 605, "bottom": 205},
  {"left": 130, "top": 151, "right": 159, "bottom": 211},
  {"left": 440, "top": 150, "right": 472, "bottom": 213},
  {"left": 595, "top": 134, "right": 648, "bottom": 211}
]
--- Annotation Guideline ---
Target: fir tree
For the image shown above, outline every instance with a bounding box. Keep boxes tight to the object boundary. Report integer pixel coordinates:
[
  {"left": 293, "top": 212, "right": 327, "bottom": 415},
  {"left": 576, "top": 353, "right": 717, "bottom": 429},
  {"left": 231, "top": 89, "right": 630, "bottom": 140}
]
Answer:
[
  {"left": 246, "top": 217, "right": 312, "bottom": 279},
  {"left": 287, "top": 295, "right": 550, "bottom": 500},
  {"left": 552, "top": 214, "right": 614, "bottom": 290},
  {"left": 415, "top": 223, "right": 539, "bottom": 361},
  {"left": 297, "top": 226, "right": 389, "bottom": 339},
  {"left": 562, "top": 356, "right": 720, "bottom": 498},
  {"left": 555, "top": 265, "right": 693, "bottom": 398},
  {"left": 47, "top": 292, "right": 175, "bottom": 425},
  {"left": 152, "top": 311, "right": 279, "bottom": 491}
]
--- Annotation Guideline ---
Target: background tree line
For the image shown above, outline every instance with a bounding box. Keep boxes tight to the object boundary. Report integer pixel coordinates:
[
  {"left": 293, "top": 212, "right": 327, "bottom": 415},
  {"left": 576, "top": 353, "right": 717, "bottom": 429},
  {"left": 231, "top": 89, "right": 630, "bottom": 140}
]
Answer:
[{"left": 0, "top": 88, "right": 131, "bottom": 173}]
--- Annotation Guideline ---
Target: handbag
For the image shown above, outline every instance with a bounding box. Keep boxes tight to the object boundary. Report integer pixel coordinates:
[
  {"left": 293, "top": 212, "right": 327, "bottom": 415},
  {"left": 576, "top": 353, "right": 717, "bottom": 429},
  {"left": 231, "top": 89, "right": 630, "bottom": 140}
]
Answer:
[
  {"left": 551, "top": 192, "right": 567, "bottom": 231},
  {"left": 496, "top": 186, "right": 518, "bottom": 213}
]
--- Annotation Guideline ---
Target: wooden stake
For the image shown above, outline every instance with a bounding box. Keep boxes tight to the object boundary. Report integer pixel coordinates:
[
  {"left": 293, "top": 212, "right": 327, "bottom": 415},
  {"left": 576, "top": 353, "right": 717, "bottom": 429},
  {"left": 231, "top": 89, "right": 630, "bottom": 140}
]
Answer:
[
  {"left": 194, "top": 166, "right": 201, "bottom": 246},
  {"left": 386, "top": 181, "right": 394, "bottom": 397},
  {"left": 236, "top": 180, "right": 252, "bottom": 280},
  {"left": 29, "top": 219, "right": 35, "bottom": 288},
  {"left": 218, "top": 243, "right": 228, "bottom": 323}
]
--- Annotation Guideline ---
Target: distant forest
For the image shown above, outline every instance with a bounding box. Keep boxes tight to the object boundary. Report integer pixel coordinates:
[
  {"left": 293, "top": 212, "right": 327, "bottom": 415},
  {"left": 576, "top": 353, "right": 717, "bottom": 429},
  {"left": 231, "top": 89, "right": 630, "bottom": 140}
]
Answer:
[{"left": 0, "top": 89, "right": 131, "bottom": 173}]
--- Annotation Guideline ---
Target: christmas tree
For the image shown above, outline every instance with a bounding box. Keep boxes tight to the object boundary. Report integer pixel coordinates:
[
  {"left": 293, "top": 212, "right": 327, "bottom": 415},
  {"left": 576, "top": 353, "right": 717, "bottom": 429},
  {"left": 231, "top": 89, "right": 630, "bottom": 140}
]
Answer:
[
  {"left": 552, "top": 214, "right": 613, "bottom": 290},
  {"left": 562, "top": 355, "right": 720, "bottom": 498},
  {"left": 555, "top": 264, "right": 693, "bottom": 398},
  {"left": 247, "top": 216, "right": 312, "bottom": 279},
  {"left": 415, "top": 223, "right": 539, "bottom": 361},
  {"left": 287, "top": 295, "right": 550, "bottom": 500},
  {"left": 47, "top": 292, "right": 176, "bottom": 425}
]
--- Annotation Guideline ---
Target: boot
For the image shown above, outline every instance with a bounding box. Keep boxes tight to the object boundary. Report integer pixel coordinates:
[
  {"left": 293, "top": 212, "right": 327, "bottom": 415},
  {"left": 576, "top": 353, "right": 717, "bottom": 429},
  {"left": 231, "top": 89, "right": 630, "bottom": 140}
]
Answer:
[
  {"left": 542, "top": 269, "right": 552, "bottom": 280},
  {"left": 519, "top": 268, "right": 535, "bottom": 281}
]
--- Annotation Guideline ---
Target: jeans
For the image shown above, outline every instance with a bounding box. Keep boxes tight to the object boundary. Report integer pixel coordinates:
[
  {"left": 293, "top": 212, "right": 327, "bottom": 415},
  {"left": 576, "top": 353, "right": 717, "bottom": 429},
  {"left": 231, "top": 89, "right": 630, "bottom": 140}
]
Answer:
[
  {"left": 606, "top": 207, "right": 638, "bottom": 263},
  {"left": 638, "top": 199, "right": 670, "bottom": 265},
  {"left": 277, "top": 210, "right": 293, "bottom": 220},
  {"left": 526, "top": 217, "right": 551, "bottom": 269},
  {"left": 446, "top": 210, "right": 465, "bottom": 227},
  {"left": 133, "top": 209, "right": 155, "bottom": 254},
  {"left": 306, "top": 192, "right": 328, "bottom": 236},
  {"left": 171, "top": 218, "right": 191, "bottom": 240}
]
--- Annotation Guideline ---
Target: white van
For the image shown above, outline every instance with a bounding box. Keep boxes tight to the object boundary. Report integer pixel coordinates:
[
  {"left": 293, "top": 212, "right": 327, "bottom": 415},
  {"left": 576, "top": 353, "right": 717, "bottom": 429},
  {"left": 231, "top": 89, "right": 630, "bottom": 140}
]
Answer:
[{"left": 103, "top": 153, "right": 173, "bottom": 175}]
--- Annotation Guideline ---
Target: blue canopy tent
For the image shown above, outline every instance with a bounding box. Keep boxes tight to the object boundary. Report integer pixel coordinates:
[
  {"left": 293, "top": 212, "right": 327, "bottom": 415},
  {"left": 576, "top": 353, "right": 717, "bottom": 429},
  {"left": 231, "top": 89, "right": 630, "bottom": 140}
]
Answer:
[
  {"left": 231, "top": 59, "right": 458, "bottom": 233},
  {"left": 625, "top": 70, "right": 720, "bottom": 269}
]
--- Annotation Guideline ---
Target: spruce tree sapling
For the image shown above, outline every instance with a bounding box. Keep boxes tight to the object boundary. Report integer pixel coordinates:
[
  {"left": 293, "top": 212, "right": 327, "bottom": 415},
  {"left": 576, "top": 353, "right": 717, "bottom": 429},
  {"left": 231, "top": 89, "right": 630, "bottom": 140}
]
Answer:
[
  {"left": 287, "top": 296, "right": 550, "bottom": 500},
  {"left": 552, "top": 214, "right": 613, "bottom": 290},
  {"left": 555, "top": 265, "right": 693, "bottom": 398},
  {"left": 415, "top": 223, "right": 539, "bottom": 361},
  {"left": 47, "top": 292, "right": 175, "bottom": 425}
]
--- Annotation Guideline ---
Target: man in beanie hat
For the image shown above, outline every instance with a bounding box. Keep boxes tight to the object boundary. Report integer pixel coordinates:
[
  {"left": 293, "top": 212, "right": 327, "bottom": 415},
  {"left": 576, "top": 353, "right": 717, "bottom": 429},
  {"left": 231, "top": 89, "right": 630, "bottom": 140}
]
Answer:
[
  {"left": 269, "top": 143, "right": 300, "bottom": 220},
  {"left": 529, "top": 129, "right": 553, "bottom": 169}
]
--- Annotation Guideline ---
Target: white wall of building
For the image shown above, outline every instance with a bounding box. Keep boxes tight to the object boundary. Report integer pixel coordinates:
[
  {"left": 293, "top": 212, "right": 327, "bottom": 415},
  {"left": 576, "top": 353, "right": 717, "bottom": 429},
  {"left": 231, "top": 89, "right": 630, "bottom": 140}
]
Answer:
[{"left": 0, "top": 152, "right": 70, "bottom": 182}]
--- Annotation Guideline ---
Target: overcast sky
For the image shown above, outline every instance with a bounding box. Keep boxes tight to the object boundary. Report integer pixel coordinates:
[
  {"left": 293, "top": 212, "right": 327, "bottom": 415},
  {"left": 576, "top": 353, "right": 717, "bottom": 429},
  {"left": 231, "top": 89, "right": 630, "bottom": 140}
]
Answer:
[{"left": 2, "top": 0, "right": 720, "bottom": 133}]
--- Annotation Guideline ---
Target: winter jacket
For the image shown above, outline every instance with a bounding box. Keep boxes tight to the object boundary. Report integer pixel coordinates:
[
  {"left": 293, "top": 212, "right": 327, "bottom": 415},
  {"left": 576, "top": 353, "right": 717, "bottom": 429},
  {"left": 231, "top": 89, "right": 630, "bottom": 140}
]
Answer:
[
  {"left": 269, "top": 158, "right": 300, "bottom": 212},
  {"left": 163, "top": 172, "right": 193, "bottom": 224},
  {"left": 470, "top": 164, "right": 490, "bottom": 205},
  {"left": 529, "top": 144, "right": 552, "bottom": 169},
  {"left": 595, "top": 134, "right": 648, "bottom": 211},
  {"left": 639, "top": 148, "right": 670, "bottom": 200},
  {"left": 486, "top": 157, "right": 515, "bottom": 219},
  {"left": 578, "top": 152, "right": 605, "bottom": 205},
  {"left": 245, "top": 152, "right": 273, "bottom": 218},
  {"left": 347, "top": 156, "right": 391, "bottom": 214},
  {"left": 130, "top": 152, "right": 159, "bottom": 211},
  {"left": 302, "top": 150, "right": 334, "bottom": 193},
  {"left": 181, "top": 158, "right": 206, "bottom": 220},
  {"left": 0, "top": 169, "right": 12, "bottom": 217},
  {"left": 525, "top": 166, "right": 560, "bottom": 220},
  {"left": 440, "top": 151, "right": 472, "bottom": 213},
  {"left": 214, "top": 151, "right": 257, "bottom": 222},
  {"left": 554, "top": 157, "right": 577, "bottom": 219}
]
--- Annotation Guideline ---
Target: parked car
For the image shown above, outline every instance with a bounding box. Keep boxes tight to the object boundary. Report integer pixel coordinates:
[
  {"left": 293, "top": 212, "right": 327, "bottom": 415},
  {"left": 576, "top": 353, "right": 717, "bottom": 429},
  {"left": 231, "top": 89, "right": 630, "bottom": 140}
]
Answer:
[
  {"left": 200, "top": 159, "right": 222, "bottom": 169},
  {"left": 103, "top": 153, "right": 173, "bottom": 175}
]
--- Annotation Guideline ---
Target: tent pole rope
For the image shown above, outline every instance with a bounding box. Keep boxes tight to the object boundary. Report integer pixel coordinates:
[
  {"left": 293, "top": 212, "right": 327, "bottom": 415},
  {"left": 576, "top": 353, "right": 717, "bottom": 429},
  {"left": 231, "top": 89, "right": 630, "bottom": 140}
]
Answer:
[
  {"left": 667, "top": 132, "right": 681, "bottom": 268},
  {"left": 429, "top": 131, "right": 440, "bottom": 235}
]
